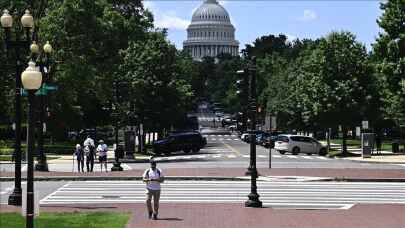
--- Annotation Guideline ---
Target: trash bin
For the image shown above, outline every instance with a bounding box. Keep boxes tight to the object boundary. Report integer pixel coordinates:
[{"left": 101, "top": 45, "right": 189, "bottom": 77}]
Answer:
[{"left": 392, "top": 141, "right": 399, "bottom": 153}]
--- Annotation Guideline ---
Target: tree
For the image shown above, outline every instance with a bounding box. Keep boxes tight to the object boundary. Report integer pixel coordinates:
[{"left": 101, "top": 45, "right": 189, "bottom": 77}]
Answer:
[
  {"left": 119, "top": 31, "right": 194, "bottom": 135},
  {"left": 37, "top": 0, "right": 152, "bottom": 138},
  {"left": 296, "top": 32, "right": 375, "bottom": 154},
  {"left": 372, "top": 0, "right": 405, "bottom": 123}
]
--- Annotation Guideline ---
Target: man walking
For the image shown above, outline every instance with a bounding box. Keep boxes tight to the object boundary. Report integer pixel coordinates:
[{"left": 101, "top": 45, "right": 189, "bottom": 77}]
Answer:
[
  {"left": 83, "top": 135, "right": 96, "bottom": 172},
  {"left": 143, "top": 160, "right": 164, "bottom": 220}
]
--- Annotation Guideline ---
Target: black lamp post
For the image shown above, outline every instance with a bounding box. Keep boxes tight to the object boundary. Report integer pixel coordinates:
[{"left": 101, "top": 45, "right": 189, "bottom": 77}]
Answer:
[
  {"left": 111, "top": 80, "right": 123, "bottom": 171},
  {"left": 245, "top": 56, "right": 262, "bottom": 208},
  {"left": 2, "top": 9, "right": 34, "bottom": 206},
  {"left": 21, "top": 60, "right": 43, "bottom": 228},
  {"left": 31, "top": 40, "right": 53, "bottom": 172}
]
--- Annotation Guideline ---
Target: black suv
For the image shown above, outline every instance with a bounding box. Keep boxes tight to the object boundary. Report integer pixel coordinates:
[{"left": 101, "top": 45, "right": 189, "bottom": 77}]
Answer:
[{"left": 153, "top": 132, "right": 207, "bottom": 155}]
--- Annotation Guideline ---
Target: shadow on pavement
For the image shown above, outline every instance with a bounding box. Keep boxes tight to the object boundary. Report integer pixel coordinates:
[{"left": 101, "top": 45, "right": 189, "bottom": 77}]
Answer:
[{"left": 156, "top": 217, "right": 183, "bottom": 221}]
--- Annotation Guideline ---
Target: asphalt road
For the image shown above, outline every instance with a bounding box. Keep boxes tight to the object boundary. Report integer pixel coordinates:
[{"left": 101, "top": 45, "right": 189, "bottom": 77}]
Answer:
[{"left": 1, "top": 111, "right": 404, "bottom": 172}]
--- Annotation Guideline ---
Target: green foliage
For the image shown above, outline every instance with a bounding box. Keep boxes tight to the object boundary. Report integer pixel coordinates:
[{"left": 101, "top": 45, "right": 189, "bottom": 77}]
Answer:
[
  {"left": 119, "top": 31, "right": 194, "bottom": 131},
  {"left": 37, "top": 0, "right": 152, "bottom": 137},
  {"left": 373, "top": 0, "right": 405, "bottom": 122},
  {"left": 260, "top": 32, "right": 377, "bottom": 132}
]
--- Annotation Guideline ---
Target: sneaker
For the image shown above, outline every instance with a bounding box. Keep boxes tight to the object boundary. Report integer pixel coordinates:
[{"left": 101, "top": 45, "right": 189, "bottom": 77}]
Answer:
[
  {"left": 153, "top": 213, "right": 158, "bottom": 220},
  {"left": 148, "top": 212, "right": 152, "bottom": 219}
]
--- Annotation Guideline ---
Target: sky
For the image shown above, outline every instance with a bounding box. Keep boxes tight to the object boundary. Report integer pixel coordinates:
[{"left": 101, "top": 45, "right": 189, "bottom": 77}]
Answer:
[{"left": 143, "top": 0, "right": 384, "bottom": 51}]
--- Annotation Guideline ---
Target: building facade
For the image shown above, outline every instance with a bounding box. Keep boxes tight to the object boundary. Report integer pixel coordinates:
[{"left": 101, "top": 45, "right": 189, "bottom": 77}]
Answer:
[{"left": 183, "top": 0, "right": 239, "bottom": 60}]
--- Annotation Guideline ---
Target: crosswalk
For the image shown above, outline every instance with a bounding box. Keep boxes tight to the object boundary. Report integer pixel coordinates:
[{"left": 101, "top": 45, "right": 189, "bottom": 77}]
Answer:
[
  {"left": 152, "top": 146, "right": 334, "bottom": 162},
  {"left": 40, "top": 180, "right": 405, "bottom": 210},
  {"left": 204, "top": 135, "right": 240, "bottom": 141}
]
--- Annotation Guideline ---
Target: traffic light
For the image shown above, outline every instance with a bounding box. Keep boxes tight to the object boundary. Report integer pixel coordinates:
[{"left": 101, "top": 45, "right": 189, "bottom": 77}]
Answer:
[
  {"left": 235, "top": 69, "right": 249, "bottom": 132},
  {"left": 235, "top": 70, "right": 248, "bottom": 99}
]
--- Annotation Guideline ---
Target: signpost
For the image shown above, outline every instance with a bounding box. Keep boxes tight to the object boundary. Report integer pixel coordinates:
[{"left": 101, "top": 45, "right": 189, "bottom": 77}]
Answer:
[
  {"left": 362, "top": 133, "right": 374, "bottom": 158},
  {"left": 362, "top": 121, "right": 369, "bottom": 130}
]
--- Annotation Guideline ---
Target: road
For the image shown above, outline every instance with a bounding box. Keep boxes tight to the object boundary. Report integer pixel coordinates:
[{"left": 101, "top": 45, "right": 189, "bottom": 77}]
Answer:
[
  {"left": 9, "top": 180, "right": 401, "bottom": 210},
  {"left": 1, "top": 112, "right": 404, "bottom": 172}
]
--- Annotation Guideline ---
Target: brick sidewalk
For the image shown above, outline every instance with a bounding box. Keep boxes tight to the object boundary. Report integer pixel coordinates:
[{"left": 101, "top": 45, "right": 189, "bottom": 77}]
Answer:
[{"left": 1, "top": 203, "right": 405, "bottom": 228}]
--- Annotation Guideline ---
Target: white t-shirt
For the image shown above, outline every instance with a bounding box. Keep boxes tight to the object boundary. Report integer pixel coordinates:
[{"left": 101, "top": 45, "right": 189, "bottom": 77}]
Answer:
[
  {"left": 143, "top": 168, "right": 163, "bottom": 190},
  {"left": 97, "top": 144, "right": 108, "bottom": 157},
  {"left": 83, "top": 138, "right": 95, "bottom": 147}
]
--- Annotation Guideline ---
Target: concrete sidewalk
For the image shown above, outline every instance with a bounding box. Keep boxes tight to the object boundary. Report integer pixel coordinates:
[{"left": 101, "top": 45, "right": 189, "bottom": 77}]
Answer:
[{"left": 2, "top": 168, "right": 405, "bottom": 182}]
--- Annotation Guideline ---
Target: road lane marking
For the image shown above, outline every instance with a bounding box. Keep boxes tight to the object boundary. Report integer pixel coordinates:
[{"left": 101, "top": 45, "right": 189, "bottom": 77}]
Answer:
[
  {"left": 0, "top": 187, "right": 13, "bottom": 195},
  {"left": 258, "top": 155, "right": 266, "bottom": 158},
  {"left": 287, "top": 155, "right": 297, "bottom": 158},
  {"left": 272, "top": 155, "right": 282, "bottom": 158},
  {"left": 222, "top": 142, "right": 242, "bottom": 157}
]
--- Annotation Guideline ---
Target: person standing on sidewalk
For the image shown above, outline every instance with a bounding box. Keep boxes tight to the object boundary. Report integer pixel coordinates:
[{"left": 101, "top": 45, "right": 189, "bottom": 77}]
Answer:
[
  {"left": 74, "top": 144, "right": 84, "bottom": 172},
  {"left": 97, "top": 140, "right": 108, "bottom": 172},
  {"left": 143, "top": 160, "right": 164, "bottom": 220},
  {"left": 83, "top": 135, "right": 96, "bottom": 172}
]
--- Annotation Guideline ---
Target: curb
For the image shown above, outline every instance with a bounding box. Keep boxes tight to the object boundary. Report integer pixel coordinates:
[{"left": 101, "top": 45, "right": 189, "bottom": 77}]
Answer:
[
  {"left": 0, "top": 176, "right": 247, "bottom": 182},
  {"left": 1, "top": 175, "right": 405, "bottom": 182}
]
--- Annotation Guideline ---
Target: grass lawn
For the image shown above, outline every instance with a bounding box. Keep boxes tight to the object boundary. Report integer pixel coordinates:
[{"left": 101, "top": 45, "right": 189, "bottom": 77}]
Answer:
[{"left": 0, "top": 212, "right": 130, "bottom": 228}]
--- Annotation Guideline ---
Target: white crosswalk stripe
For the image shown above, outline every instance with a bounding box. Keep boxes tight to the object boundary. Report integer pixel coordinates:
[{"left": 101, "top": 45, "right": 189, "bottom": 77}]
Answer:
[
  {"left": 148, "top": 152, "right": 333, "bottom": 162},
  {"left": 40, "top": 180, "right": 405, "bottom": 210}
]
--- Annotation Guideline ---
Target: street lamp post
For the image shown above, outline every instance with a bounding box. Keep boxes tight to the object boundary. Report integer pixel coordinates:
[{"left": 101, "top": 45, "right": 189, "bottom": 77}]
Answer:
[
  {"left": 2, "top": 9, "right": 34, "bottom": 206},
  {"left": 31, "top": 40, "right": 53, "bottom": 172},
  {"left": 245, "top": 56, "right": 262, "bottom": 208},
  {"left": 111, "top": 80, "right": 123, "bottom": 171},
  {"left": 21, "top": 60, "right": 43, "bottom": 228}
]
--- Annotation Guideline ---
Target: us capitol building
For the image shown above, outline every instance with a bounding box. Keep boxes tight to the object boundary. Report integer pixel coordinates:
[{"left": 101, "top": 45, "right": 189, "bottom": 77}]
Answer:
[{"left": 183, "top": 0, "right": 239, "bottom": 60}]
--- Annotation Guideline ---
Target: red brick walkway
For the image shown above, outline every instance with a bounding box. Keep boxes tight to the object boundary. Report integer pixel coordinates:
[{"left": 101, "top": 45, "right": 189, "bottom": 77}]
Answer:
[{"left": 2, "top": 203, "right": 405, "bottom": 228}]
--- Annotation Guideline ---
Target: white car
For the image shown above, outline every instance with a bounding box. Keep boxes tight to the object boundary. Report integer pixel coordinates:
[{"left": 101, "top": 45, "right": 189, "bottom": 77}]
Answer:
[{"left": 274, "top": 135, "right": 327, "bottom": 156}]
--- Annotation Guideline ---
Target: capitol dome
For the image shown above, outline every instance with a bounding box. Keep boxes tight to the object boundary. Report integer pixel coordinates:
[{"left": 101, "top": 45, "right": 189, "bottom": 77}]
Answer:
[{"left": 183, "top": 0, "right": 239, "bottom": 60}]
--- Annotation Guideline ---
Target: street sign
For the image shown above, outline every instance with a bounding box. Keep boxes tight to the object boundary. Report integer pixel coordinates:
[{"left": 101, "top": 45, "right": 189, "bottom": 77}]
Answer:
[
  {"left": 43, "top": 83, "right": 58, "bottom": 90},
  {"left": 362, "top": 121, "right": 369, "bottom": 129},
  {"left": 21, "top": 83, "right": 57, "bottom": 96}
]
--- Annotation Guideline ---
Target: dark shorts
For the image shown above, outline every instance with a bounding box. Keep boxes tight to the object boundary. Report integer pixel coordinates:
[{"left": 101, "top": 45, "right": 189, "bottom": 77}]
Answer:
[{"left": 99, "top": 155, "right": 107, "bottom": 162}]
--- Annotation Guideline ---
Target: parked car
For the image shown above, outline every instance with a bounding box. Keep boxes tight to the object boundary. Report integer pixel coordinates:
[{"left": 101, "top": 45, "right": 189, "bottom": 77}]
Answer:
[
  {"left": 261, "top": 135, "right": 278, "bottom": 148},
  {"left": 153, "top": 132, "right": 207, "bottom": 156},
  {"left": 274, "top": 135, "right": 327, "bottom": 156},
  {"left": 241, "top": 130, "right": 265, "bottom": 143}
]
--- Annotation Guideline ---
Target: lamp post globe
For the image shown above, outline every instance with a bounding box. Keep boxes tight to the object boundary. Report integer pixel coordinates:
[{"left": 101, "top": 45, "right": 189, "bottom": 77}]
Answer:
[
  {"left": 22, "top": 61, "right": 42, "bottom": 90},
  {"left": 20, "top": 9, "right": 34, "bottom": 28},
  {"left": 30, "top": 41, "right": 39, "bottom": 54},
  {"left": 43, "top": 41, "right": 52, "bottom": 54},
  {"left": 1, "top": 9, "right": 12, "bottom": 28}
]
